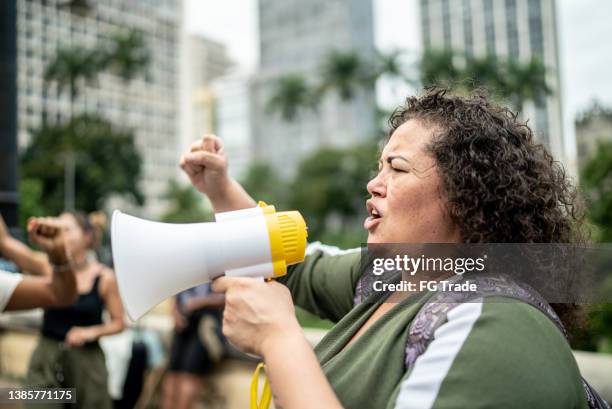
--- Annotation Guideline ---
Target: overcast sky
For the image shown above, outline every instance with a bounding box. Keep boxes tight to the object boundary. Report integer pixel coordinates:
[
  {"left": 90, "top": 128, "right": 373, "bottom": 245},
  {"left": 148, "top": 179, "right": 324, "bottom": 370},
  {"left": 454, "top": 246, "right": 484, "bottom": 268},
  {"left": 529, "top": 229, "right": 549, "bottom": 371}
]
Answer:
[{"left": 185, "top": 0, "right": 612, "bottom": 158}]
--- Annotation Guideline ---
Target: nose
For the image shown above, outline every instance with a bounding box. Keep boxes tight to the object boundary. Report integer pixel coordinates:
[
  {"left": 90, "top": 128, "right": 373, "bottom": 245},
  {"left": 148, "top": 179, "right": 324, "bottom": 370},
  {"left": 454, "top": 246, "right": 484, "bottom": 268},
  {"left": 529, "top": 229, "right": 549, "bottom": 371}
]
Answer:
[{"left": 367, "top": 171, "right": 386, "bottom": 198}]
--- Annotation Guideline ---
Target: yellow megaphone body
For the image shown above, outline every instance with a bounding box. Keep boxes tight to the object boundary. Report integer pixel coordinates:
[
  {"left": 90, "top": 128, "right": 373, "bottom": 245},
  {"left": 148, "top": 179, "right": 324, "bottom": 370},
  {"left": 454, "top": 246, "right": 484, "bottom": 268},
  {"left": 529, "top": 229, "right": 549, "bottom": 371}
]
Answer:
[{"left": 111, "top": 202, "right": 307, "bottom": 320}]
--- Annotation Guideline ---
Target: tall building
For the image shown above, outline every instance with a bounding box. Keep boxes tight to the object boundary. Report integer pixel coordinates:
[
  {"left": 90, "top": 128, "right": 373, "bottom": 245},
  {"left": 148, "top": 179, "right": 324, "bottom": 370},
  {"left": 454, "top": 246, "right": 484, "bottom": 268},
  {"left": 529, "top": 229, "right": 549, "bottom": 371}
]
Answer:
[
  {"left": 575, "top": 102, "right": 612, "bottom": 172},
  {"left": 180, "top": 34, "right": 232, "bottom": 152},
  {"left": 212, "top": 72, "right": 254, "bottom": 181},
  {"left": 419, "top": 0, "right": 565, "bottom": 163},
  {"left": 16, "top": 0, "right": 183, "bottom": 217},
  {"left": 251, "top": 0, "right": 377, "bottom": 178}
]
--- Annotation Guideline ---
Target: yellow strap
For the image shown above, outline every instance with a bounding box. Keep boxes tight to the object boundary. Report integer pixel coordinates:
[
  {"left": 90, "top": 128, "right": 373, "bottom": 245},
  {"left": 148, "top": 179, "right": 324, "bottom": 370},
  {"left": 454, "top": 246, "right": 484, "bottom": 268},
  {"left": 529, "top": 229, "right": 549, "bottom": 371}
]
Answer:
[{"left": 250, "top": 362, "right": 272, "bottom": 409}]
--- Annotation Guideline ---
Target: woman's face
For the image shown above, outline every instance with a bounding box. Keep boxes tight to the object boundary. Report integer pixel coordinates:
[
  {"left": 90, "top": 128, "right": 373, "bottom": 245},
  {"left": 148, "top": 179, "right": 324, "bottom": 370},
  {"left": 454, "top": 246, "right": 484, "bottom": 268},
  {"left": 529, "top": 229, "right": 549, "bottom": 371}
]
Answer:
[
  {"left": 59, "top": 213, "right": 91, "bottom": 257},
  {"left": 365, "top": 119, "right": 460, "bottom": 244}
]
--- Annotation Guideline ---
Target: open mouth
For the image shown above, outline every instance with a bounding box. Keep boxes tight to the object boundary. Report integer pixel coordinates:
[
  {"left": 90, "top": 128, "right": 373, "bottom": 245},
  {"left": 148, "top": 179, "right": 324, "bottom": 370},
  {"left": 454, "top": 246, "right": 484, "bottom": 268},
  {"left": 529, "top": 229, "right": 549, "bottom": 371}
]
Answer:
[{"left": 364, "top": 201, "right": 383, "bottom": 230}]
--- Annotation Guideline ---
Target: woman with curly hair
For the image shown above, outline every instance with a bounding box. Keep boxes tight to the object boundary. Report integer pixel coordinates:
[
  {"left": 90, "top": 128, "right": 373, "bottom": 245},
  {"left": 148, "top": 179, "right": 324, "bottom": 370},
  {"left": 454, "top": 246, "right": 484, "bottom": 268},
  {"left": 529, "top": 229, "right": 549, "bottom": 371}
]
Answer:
[{"left": 180, "top": 89, "right": 592, "bottom": 409}]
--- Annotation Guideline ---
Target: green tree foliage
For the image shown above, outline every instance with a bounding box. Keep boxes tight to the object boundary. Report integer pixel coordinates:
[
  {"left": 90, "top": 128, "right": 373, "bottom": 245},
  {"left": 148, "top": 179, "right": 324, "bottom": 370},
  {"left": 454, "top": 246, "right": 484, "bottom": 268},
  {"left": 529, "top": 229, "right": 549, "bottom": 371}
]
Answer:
[
  {"left": 581, "top": 141, "right": 612, "bottom": 242},
  {"left": 18, "top": 178, "right": 48, "bottom": 230},
  {"left": 572, "top": 140, "right": 612, "bottom": 353},
  {"left": 289, "top": 142, "right": 378, "bottom": 243},
  {"left": 320, "top": 50, "right": 374, "bottom": 101},
  {"left": 21, "top": 114, "right": 143, "bottom": 214},
  {"left": 267, "top": 74, "right": 319, "bottom": 121},
  {"left": 268, "top": 49, "right": 402, "bottom": 121},
  {"left": 420, "top": 49, "right": 551, "bottom": 110},
  {"left": 103, "top": 30, "right": 151, "bottom": 83},
  {"left": 240, "top": 162, "right": 289, "bottom": 208},
  {"left": 44, "top": 46, "right": 101, "bottom": 112},
  {"left": 161, "top": 180, "right": 213, "bottom": 223}
]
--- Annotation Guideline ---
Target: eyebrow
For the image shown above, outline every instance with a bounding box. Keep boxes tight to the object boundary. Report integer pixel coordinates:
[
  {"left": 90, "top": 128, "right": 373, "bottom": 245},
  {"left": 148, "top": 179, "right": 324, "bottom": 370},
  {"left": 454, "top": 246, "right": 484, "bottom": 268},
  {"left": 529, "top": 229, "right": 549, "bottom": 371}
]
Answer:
[{"left": 378, "top": 154, "right": 412, "bottom": 167}]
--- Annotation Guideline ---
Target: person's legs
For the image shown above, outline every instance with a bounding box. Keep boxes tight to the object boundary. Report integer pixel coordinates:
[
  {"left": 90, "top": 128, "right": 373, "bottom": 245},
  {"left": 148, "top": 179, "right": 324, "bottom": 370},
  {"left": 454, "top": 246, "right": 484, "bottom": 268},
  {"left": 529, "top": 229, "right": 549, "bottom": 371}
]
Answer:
[
  {"left": 175, "top": 372, "right": 204, "bottom": 409},
  {"left": 160, "top": 371, "right": 179, "bottom": 409}
]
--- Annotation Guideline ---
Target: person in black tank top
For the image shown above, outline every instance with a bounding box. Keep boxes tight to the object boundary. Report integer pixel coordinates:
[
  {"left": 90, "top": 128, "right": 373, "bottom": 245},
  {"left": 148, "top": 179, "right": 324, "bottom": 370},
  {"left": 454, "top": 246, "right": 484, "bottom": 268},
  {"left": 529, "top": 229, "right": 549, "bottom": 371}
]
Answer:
[
  {"left": 1, "top": 211, "right": 125, "bottom": 409},
  {"left": 42, "top": 271, "right": 105, "bottom": 344}
]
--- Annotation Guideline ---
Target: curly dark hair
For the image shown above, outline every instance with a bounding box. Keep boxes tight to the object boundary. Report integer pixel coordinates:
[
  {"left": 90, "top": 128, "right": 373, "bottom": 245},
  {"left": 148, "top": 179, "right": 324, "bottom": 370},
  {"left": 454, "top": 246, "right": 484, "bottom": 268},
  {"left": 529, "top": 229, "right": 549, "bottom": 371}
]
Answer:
[{"left": 388, "top": 87, "right": 587, "bottom": 331}]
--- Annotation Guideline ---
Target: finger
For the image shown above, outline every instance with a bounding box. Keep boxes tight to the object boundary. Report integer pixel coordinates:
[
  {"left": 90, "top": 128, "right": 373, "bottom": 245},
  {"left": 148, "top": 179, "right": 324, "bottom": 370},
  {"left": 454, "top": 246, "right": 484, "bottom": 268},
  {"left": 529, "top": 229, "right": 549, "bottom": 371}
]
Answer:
[
  {"left": 27, "top": 218, "right": 38, "bottom": 234},
  {"left": 202, "top": 135, "right": 216, "bottom": 153},
  {"left": 38, "top": 221, "right": 59, "bottom": 238},
  {"left": 202, "top": 134, "right": 223, "bottom": 153},
  {"left": 211, "top": 276, "right": 250, "bottom": 293},
  {"left": 211, "top": 276, "right": 230, "bottom": 293},
  {"left": 183, "top": 151, "right": 226, "bottom": 172},
  {"left": 180, "top": 155, "right": 198, "bottom": 177},
  {"left": 189, "top": 140, "right": 203, "bottom": 153}
]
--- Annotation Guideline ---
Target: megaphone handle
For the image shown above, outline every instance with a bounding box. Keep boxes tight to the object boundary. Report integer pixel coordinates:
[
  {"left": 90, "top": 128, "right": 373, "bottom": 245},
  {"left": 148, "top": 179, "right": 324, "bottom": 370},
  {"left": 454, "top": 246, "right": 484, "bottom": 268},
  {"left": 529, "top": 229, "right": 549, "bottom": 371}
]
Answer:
[{"left": 250, "top": 362, "right": 272, "bottom": 409}]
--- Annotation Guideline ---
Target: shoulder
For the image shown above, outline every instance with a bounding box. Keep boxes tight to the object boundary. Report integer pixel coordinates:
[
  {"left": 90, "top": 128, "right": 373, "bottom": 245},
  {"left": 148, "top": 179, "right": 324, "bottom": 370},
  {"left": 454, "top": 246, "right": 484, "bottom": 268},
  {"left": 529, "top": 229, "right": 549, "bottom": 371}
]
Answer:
[
  {"left": 394, "top": 299, "right": 586, "bottom": 409},
  {"left": 96, "top": 265, "right": 118, "bottom": 296}
]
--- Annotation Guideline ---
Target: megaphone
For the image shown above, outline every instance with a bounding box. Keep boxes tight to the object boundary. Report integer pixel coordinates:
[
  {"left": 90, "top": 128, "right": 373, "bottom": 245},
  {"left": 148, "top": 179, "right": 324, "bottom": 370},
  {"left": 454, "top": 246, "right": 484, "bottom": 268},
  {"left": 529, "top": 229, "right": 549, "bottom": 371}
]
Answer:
[{"left": 111, "top": 202, "right": 307, "bottom": 320}]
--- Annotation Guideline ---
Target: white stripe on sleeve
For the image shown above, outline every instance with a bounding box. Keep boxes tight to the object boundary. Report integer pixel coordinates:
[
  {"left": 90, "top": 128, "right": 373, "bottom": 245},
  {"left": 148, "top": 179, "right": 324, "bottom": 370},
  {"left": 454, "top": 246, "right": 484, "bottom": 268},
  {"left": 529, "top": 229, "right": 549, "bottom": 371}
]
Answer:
[
  {"left": 0, "top": 270, "right": 24, "bottom": 312},
  {"left": 394, "top": 300, "right": 484, "bottom": 409},
  {"left": 305, "top": 241, "right": 361, "bottom": 256}
]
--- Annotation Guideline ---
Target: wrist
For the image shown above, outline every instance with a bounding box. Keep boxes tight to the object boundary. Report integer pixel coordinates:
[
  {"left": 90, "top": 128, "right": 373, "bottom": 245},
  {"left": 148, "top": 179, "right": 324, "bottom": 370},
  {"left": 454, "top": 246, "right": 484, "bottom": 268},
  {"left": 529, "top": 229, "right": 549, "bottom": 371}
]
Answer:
[
  {"left": 48, "top": 244, "right": 70, "bottom": 266},
  {"left": 261, "top": 321, "right": 305, "bottom": 359},
  {"left": 206, "top": 176, "right": 233, "bottom": 206}
]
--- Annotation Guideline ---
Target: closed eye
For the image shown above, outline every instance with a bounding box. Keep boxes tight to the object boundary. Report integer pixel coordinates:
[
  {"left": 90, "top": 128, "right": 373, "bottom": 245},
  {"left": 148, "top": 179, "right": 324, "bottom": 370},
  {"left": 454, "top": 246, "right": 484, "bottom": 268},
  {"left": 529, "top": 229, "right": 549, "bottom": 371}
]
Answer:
[{"left": 388, "top": 157, "right": 408, "bottom": 173}]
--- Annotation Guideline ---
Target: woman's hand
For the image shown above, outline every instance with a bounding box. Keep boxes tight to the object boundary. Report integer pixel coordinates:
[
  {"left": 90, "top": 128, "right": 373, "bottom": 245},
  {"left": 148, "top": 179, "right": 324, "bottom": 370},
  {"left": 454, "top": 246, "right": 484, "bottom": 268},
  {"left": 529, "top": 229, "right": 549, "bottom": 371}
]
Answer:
[
  {"left": 211, "top": 277, "right": 302, "bottom": 356},
  {"left": 65, "top": 326, "right": 99, "bottom": 347},
  {"left": 180, "top": 134, "right": 230, "bottom": 200},
  {"left": 27, "top": 217, "right": 69, "bottom": 265},
  {"left": 179, "top": 134, "right": 256, "bottom": 212}
]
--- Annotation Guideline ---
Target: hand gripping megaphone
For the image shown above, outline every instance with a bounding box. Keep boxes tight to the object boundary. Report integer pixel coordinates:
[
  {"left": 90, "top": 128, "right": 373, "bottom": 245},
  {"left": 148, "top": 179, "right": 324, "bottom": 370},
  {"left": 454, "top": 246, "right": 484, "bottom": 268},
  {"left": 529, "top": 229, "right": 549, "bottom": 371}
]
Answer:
[{"left": 111, "top": 202, "right": 307, "bottom": 320}]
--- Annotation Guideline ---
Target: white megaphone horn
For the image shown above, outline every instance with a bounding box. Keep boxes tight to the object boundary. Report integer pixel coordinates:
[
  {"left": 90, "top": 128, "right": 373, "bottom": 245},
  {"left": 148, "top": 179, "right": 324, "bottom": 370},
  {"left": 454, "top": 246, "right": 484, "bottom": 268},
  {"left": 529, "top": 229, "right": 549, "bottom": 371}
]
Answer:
[{"left": 111, "top": 202, "right": 308, "bottom": 320}]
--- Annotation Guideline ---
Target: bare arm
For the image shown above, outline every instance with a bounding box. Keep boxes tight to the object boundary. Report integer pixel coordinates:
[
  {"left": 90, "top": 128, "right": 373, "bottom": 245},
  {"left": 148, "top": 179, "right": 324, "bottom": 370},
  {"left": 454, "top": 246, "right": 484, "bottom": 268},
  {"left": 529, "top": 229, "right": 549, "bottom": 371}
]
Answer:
[
  {"left": 211, "top": 277, "right": 344, "bottom": 409},
  {"left": 262, "top": 330, "right": 343, "bottom": 409},
  {"left": 5, "top": 274, "right": 77, "bottom": 310},
  {"left": 180, "top": 134, "right": 256, "bottom": 213},
  {"left": 0, "top": 215, "right": 51, "bottom": 276},
  {"left": 4, "top": 217, "right": 78, "bottom": 310}
]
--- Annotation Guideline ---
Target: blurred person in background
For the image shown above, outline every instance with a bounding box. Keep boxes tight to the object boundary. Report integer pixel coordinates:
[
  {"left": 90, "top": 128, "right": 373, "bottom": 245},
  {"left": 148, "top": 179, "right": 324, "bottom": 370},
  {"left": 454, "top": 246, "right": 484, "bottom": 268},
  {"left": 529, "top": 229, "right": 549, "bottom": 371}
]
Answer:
[
  {"left": 180, "top": 89, "right": 594, "bottom": 409},
  {"left": 161, "top": 283, "right": 225, "bottom": 409},
  {"left": 0, "top": 211, "right": 125, "bottom": 409},
  {"left": 0, "top": 215, "right": 77, "bottom": 311}
]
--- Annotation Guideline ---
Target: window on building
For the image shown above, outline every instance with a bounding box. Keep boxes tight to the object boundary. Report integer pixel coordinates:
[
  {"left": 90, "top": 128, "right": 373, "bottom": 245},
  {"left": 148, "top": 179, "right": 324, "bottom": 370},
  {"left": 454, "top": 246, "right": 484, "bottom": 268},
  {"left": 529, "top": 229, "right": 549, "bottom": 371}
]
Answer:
[
  {"left": 442, "top": 0, "right": 451, "bottom": 50},
  {"left": 506, "top": 0, "right": 519, "bottom": 58},
  {"left": 463, "top": 0, "right": 473, "bottom": 55},
  {"left": 528, "top": 0, "right": 544, "bottom": 57},
  {"left": 420, "top": 0, "right": 431, "bottom": 49},
  {"left": 483, "top": 0, "right": 496, "bottom": 56}
]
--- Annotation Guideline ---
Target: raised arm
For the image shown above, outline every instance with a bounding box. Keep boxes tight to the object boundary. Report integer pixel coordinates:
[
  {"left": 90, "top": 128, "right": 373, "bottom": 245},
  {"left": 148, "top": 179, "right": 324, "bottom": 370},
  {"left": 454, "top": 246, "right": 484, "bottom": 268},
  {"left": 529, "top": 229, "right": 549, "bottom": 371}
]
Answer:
[
  {"left": 180, "top": 134, "right": 256, "bottom": 213},
  {"left": 0, "top": 214, "right": 52, "bottom": 276},
  {"left": 4, "top": 217, "right": 78, "bottom": 310}
]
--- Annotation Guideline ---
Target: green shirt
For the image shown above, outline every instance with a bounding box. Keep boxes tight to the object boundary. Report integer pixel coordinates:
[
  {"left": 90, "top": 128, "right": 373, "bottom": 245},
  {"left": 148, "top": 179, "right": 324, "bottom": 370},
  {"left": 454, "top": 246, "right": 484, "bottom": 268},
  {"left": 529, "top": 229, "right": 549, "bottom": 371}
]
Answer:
[{"left": 279, "top": 244, "right": 588, "bottom": 409}]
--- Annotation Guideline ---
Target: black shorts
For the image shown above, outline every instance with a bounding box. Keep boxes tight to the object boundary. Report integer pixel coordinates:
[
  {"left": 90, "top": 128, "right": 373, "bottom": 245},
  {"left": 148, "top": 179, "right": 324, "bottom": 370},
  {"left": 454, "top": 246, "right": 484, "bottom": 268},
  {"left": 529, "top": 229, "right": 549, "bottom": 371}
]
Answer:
[{"left": 167, "top": 310, "right": 223, "bottom": 375}]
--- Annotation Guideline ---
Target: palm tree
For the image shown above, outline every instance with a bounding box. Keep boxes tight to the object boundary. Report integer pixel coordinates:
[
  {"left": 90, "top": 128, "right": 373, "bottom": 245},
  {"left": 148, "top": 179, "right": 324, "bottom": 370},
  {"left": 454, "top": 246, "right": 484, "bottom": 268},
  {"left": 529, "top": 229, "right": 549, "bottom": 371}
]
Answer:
[
  {"left": 103, "top": 30, "right": 151, "bottom": 125},
  {"left": 104, "top": 30, "right": 151, "bottom": 83},
  {"left": 320, "top": 50, "right": 373, "bottom": 101},
  {"left": 419, "top": 49, "right": 552, "bottom": 113},
  {"left": 419, "top": 49, "right": 460, "bottom": 88},
  {"left": 57, "top": 0, "right": 93, "bottom": 16},
  {"left": 505, "top": 57, "right": 551, "bottom": 111},
  {"left": 44, "top": 46, "right": 99, "bottom": 117},
  {"left": 267, "top": 74, "right": 318, "bottom": 121}
]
